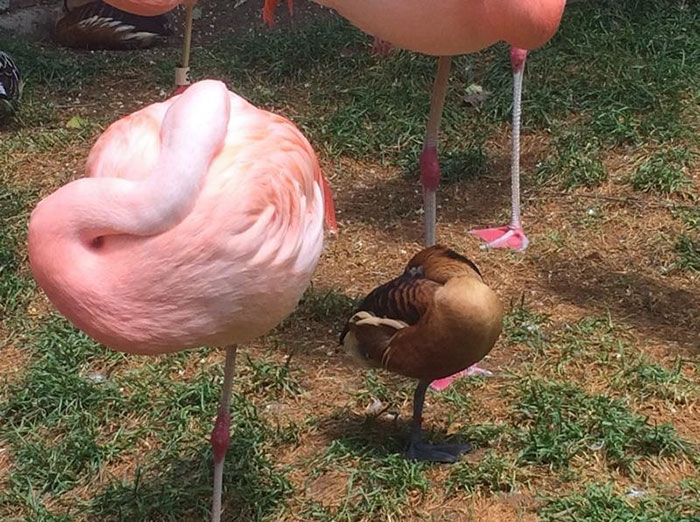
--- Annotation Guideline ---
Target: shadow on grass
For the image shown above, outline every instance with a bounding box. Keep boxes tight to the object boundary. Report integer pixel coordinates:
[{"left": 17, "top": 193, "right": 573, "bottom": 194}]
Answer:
[
  {"left": 89, "top": 436, "right": 292, "bottom": 522},
  {"left": 541, "top": 253, "right": 700, "bottom": 349},
  {"left": 317, "top": 408, "right": 470, "bottom": 463}
]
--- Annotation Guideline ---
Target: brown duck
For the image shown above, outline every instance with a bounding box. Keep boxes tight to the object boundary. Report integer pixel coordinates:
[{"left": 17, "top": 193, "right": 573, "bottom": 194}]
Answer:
[{"left": 340, "top": 245, "right": 503, "bottom": 462}]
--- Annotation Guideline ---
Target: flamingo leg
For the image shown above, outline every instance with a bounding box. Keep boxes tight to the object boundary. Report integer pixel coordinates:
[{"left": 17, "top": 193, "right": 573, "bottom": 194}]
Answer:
[
  {"left": 211, "top": 345, "right": 237, "bottom": 522},
  {"left": 173, "top": 2, "right": 195, "bottom": 95},
  {"left": 406, "top": 380, "right": 472, "bottom": 463},
  {"left": 420, "top": 56, "right": 451, "bottom": 248},
  {"left": 420, "top": 57, "right": 488, "bottom": 380},
  {"left": 471, "top": 47, "right": 529, "bottom": 252}
]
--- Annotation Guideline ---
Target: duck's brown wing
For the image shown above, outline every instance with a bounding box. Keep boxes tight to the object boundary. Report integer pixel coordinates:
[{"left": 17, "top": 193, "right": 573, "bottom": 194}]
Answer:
[
  {"left": 339, "top": 272, "right": 439, "bottom": 344},
  {"left": 405, "top": 245, "right": 483, "bottom": 284}
]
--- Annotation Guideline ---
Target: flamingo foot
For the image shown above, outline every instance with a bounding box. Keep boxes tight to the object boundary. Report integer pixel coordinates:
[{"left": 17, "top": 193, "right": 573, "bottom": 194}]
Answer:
[
  {"left": 470, "top": 224, "right": 529, "bottom": 252},
  {"left": 430, "top": 365, "right": 493, "bottom": 391},
  {"left": 371, "top": 37, "right": 393, "bottom": 57}
]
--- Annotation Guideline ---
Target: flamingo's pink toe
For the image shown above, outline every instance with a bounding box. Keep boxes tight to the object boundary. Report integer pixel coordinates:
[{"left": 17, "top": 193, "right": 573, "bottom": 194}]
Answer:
[{"left": 470, "top": 225, "right": 529, "bottom": 252}]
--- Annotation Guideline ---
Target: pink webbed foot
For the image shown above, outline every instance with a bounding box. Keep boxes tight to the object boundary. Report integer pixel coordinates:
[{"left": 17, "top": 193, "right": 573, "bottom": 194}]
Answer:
[
  {"left": 470, "top": 224, "right": 529, "bottom": 252},
  {"left": 430, "top": 365, "right": 493, "bottom": 392},
  {"left": 371, "top": 37, "right": 393, "bottom": 57}
]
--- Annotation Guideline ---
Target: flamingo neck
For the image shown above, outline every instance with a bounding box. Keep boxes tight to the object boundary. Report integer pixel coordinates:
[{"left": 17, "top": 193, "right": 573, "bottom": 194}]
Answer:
[{"left": 27, "top": 80, "right": 231, "bottom": 299}]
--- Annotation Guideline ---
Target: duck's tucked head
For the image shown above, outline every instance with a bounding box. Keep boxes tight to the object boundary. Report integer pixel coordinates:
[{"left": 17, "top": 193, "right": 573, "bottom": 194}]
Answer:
[
  {"left": 341, "top": 311, "right": 408, "bottom": 369},
  {"left": 405, "top": 244, "right": 483, "bottom": 284}
]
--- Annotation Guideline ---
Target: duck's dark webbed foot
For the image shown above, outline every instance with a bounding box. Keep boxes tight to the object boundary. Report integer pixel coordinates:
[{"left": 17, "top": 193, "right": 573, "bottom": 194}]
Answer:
[
  {"left": 406, "top": 439, "right": 472, "bottom": 463},
  {"left": 405, "top": 380, "right": 472, "bottom": 464}
]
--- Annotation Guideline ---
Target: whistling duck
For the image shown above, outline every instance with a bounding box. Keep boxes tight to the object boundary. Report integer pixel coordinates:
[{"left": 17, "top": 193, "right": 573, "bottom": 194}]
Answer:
[
  {"left": 0, "top": 51, "right": 21, "bottom": 117},
  {"left": 55, "top": 0, "right": 172, "bottom": 50},
  {"left": 340, "top": 245, "right": 503, "bottom": 462}
]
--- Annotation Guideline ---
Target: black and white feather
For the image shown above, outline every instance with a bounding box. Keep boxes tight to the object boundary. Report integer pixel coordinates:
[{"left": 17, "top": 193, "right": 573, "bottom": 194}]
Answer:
[
  {"left": 0, "top": 51, "right": 21, "bottom": 116},
  {"left": 55, "top": 0, "right": 172, "bottom": 50}
]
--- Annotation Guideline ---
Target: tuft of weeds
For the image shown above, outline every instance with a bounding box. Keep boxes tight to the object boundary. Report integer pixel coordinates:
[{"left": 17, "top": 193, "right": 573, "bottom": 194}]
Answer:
[
  {"left": 673, "top": 235, "right": 700, "bottom": 273},
  {"left": 672, "top": 207, "right": 700, "bottom": 230},
  {"left": 535, "top": 132, "right": 607, "bottom": 189},
  {"left": 446, "top": 450, "right": 517, "bottom": 494},
  {"left": 242, "top": 354, "right": 302, "bottom": 398},
  {"left": 513, "top": 379, "right": 691, "bottom": 471},
  {"left": 502, "top": 301, "right": 550, "bottom": 351},
  {"left": 553, "top": 315, "right": 620, "bottom": 366},
  {"left": 541, "top": 482, "right": 700, "bottom": 522},
  {"left": 457, "top": 423, "right": 511, "bottom": 450},
  {"left": 305, "top": 439, "right": 428, "bottom": 520},
  {"left": 354, "top": 370, "right": 409, "bottom": 407},
  {"left": 293, "top": 287, "right": 361, "bottom": 325},
  {"left": 630, "top": 148, "right": 693, "bottom": 195},
  {"left": 613, "top": 356, "right": 697, "bottom": 404}
]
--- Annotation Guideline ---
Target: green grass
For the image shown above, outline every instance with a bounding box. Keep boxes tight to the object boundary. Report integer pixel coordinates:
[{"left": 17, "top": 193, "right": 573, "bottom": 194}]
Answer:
[
  {"left": 541, "top": 482, "right": 700, "bottom": 522},
  {"left": 446, "top": 450, "right": 517, "bottom": 494},
  {"left": 630, "top": 148, "right": 693, "bottom": 194},
  {"left": 301, "top": 440, "right": 429, "bottom": 520},
  {"left": 673, "top": 235, "right": 700, "bottom": 273},
  {"left": 513, "top": 379, "right": 691, "bottom": 471},
  {"left": 502, "top": 301, "right": 550, "bottom": 351},
  {"left": 1, "top": 0, "right": 700, "bottom": 519},
  {"left": 613, "top": 356, "right": 697, "bottom": 404}
]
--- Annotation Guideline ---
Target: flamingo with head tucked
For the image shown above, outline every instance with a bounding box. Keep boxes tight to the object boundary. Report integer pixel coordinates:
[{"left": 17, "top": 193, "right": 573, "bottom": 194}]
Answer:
[
  {"left": 264, "top": 0, "right": 566, "bottom": 251},
  {"left": 27, "top": 79, "right": 336, "bottom": 522}
]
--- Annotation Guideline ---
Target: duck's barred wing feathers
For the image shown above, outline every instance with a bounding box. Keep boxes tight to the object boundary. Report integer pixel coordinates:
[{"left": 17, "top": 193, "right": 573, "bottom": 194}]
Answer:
[{"left": 339, "top": 271, "right": 439, "bottom": 344}]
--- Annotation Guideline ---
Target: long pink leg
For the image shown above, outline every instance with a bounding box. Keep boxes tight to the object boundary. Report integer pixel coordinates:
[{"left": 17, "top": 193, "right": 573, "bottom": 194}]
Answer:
[
  {"left": 210, "top": 345, "right": 237, "bottom": 522},
  {"left": 420, "top": 56, "right": 451, "bottom": 247},
  {"left": 471, "top": 47, "right": 529, "bottom": 252},
  {"left": 419, "top": 57, "right": 488, "bottom": 384}
]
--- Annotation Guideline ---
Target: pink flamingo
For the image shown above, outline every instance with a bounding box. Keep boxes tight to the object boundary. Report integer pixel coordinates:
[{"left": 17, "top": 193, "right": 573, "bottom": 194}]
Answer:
[
  {"left": 27, "top": 79, "right": 336, "bottom": 522},
  {"left": 264, "top": 0, "right": 566, "bottom": 251},
  {"left": 263, "top": 0, "right": 565, "bottom": 389}
]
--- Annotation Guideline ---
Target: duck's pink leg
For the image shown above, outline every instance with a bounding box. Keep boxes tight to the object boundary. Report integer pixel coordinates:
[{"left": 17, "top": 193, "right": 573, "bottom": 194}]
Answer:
[
  {"left": 172, "top": 3, "right": 195, "bottom": 96},
  {"left": 470, "top": 47, "right": 529, "bottom": 252},
  {"left": 421, "top": 56, "right": 452, "bottom": 248},
  {"left": 210, "top": 345, "right": 237, "bottom": 522}
]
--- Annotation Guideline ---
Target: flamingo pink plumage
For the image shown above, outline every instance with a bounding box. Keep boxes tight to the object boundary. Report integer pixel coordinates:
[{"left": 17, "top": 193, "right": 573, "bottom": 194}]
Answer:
[
  {"left": 264, "top": 0, "right": 566, "bottom": 251},
  {"left": 27, "top": 79, "right": 336, "bottom": 522}
]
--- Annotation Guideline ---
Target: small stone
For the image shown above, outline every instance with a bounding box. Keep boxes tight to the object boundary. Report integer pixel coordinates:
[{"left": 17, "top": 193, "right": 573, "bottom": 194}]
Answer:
[
  {"left": 88, "top": 372, "right": 105, "bottom": 384},
  {"left": 365, "top": 398, "right": 384, "bottom": 415}
]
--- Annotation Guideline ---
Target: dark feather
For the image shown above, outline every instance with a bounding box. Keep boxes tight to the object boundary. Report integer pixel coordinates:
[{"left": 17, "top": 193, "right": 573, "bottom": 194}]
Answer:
[
  {"left": 339, "top": 269, "right": 439, "bottom": 344},
  {"left": 339, "top": 245, "right": 482, "bottom": 344},
  {"left": 55, "top": 0, "right": 172, "bottom": 50},
  {"left": 0, "top": 51, "right": 21, "bottom": 103},
  {"left": 405, "top": 244, "right": 483, "bottom": 283}
]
